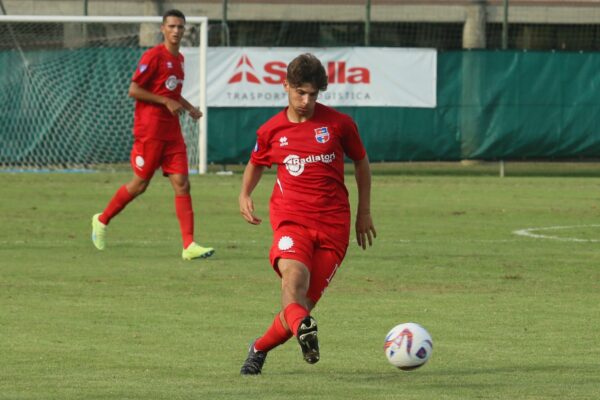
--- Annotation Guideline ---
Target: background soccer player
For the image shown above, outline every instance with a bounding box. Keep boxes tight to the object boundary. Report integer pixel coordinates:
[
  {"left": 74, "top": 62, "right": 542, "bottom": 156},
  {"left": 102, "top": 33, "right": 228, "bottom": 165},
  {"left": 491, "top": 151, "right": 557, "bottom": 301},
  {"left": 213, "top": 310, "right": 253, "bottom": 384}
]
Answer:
[
  {"left": 238, "top": 53, "right": 377, "bottom": 374},
  {"left": 91, "top": 9, "right": 214, "bottom": 261}
]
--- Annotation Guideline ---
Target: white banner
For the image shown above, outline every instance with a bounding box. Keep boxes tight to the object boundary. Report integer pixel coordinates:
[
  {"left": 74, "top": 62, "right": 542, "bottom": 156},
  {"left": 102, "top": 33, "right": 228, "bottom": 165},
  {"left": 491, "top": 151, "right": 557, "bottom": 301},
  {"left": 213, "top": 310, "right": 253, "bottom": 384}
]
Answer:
[{"left": 182, "top": 47, "right": 437, "bottom": 108}]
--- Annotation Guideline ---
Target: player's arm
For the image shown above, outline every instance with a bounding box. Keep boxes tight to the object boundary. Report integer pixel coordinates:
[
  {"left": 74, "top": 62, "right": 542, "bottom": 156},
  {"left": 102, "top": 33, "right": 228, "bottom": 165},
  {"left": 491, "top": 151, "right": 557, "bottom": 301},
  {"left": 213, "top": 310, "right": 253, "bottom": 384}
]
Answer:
[
  {"left": 179, "top": 96, "right": 203, "bottom": 120},
  {"left": 354, "top": 155, "right": 377, "bottom": 250},
  {"left": 239, "top": 162, "right": 265, "bottom": 225},
  {"left": 128, "top": 81, "right": 183, "bottom": 116}
]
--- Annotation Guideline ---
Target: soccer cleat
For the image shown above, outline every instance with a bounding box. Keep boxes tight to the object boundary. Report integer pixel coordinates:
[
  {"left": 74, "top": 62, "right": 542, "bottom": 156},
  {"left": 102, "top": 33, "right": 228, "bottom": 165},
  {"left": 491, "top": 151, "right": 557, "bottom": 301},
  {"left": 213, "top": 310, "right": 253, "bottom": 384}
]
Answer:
[
  {"left": 91, "top": 213, "right": 107, "bottom": 250},
  {"left": 240, "top": 340, "right": 267, "bottom": 375},
  {"left": 181, "top": 242, "right": 214, "bottom": 260},
  {"left": 297, "top": 316, "right": 320, "bottom": 364}
]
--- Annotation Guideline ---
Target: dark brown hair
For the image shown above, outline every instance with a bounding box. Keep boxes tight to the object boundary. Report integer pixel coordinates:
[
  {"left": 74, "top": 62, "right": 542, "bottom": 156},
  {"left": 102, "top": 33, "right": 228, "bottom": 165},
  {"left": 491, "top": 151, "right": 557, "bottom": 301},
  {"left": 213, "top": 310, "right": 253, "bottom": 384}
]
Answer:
[
  {"left": 163, "top": 9, "right": 186, "bottom": 23},
  {"left": 287, "top": 53, "right": 328, "bottom": 91}
]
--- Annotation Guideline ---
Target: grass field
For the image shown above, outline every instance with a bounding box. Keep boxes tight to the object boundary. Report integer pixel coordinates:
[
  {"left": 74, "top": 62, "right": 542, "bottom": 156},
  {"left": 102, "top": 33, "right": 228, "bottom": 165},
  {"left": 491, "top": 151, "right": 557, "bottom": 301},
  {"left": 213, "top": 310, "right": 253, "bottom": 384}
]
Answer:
[{"left": 1, "top": 164, "right": 599, "bottom": 399}]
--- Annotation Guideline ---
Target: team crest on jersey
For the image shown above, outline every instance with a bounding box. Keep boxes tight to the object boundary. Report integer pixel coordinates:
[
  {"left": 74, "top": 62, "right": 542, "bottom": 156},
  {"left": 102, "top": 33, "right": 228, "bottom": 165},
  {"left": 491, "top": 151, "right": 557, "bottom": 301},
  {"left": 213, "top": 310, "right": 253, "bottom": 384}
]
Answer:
[
  {"left": 139, "top": 64, "right": 148, "bottom": 73},
  {"left": 167, "top": 61, "right": 173, "bottom": 69},
  {"left": 314, "top": 127, "right": 330, "bottom": 144},
  {"left": 279, "top": 136, "right": 288, "bottom": 147}
]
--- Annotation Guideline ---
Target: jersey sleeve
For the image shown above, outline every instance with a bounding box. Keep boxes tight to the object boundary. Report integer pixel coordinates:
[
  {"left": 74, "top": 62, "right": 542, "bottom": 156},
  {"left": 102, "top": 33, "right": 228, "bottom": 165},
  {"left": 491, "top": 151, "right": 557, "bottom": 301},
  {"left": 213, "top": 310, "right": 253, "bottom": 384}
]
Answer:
[
  {"left": 132, "top": 50, "right": 158, "bottom": 87},
  {"left": 249, "top": 127, "right": 272, "bottom": 167},
  {"left": 340, "top": 116, "right": 367, "bottom": 161}
]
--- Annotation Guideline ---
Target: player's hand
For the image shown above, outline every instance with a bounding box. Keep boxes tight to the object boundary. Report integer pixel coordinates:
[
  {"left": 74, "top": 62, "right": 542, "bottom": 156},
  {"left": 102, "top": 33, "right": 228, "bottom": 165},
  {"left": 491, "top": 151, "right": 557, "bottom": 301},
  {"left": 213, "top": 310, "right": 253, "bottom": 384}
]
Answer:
[
  {"left": 239, "top": 194, "right": 262, "bottom": 225},
  {"left": 187, "top": 107, "right": 203, "bottom": 120},
  {"left": 355, "top": 212, "right": 376, "bottom": 250},
  {"left": 165, "top": 98, "right": 184, "bottom": 116}
]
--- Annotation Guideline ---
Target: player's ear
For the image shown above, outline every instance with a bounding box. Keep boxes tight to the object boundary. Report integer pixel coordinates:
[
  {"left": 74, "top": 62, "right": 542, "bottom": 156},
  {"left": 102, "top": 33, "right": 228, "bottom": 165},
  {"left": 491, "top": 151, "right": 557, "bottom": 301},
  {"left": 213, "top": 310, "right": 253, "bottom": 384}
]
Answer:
[{"left": 283, "top": 80, "right": 289, "bottom": 93}]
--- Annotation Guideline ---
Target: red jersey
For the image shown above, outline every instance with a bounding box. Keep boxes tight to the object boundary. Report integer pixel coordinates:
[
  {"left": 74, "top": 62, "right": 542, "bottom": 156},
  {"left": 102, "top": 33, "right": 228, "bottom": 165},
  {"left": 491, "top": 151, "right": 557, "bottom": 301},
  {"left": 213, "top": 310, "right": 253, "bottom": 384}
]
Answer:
[
  {"left": 251, "top": 102, "right": 367, "bottom": 237},
  {"left": 131, "top": 44, "right": 184, "bottom": 141}
]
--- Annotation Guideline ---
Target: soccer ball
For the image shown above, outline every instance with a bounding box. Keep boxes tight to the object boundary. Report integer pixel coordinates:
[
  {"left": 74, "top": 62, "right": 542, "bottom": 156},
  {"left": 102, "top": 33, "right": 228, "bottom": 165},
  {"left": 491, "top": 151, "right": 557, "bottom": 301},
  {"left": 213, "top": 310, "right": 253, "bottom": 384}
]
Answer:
[{"left": 384, "top": 322, "right": 433, "bottom": 370}]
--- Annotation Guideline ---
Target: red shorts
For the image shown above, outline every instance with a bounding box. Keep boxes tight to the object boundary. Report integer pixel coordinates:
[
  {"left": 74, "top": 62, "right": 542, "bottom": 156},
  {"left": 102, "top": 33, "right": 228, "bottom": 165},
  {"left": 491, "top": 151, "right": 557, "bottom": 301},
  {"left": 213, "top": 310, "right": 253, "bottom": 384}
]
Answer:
[
  {"left": 130, "top": 137, "right": 188, "bottom": 180},
  {"left": 270, "top": 223, "right": 348, "bottom": 304}
]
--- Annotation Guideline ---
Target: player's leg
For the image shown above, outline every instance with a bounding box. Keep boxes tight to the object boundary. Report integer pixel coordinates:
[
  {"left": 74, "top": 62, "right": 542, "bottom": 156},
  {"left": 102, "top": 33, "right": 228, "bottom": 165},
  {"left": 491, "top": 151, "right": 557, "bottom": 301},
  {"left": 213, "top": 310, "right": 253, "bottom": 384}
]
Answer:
[
  {"left": 240, "top": 225, "right": 315, "bottom": 374},
  {"left": 168, "top": 172, "right": 193, "bottom": 248},
  {"left": 279, "top": 258, "right": 311, "bottom": 330},
  {"left": 241, "top": 312, "right": 292, "bottom": 375},
  {"left": 278, "top": 258, "right": 321, "bottom": 364},
  {"left": 305, "top": 247, "right": 344, "bottom": 307},
  {"left": 104, "top": 174, "right": 150, "bottom": 222},
  {"left": 163, "top": 140, "right": 214, "bottom": 260},
  {"left": 91, "top": 139, "right": 157, "bottom": 250},
  {"left": 296, "top": 244, "right": 347, "bottom": 365},
  {"left": 270, "top": 226, "right": 321, "bottom": 364},
  {"left": 241, "top": 260, "right": 312, "bottom": 375},
  {"left": 168, "top": 173, "right": 214, "bottom": 260}
]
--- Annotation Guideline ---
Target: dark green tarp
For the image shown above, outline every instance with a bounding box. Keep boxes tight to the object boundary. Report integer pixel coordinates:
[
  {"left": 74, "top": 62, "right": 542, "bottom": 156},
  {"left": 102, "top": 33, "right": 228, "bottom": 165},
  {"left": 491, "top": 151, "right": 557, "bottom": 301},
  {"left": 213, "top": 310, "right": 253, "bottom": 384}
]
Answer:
[{"left": 1, "top": 49, "right": 599, "bottom": 166}]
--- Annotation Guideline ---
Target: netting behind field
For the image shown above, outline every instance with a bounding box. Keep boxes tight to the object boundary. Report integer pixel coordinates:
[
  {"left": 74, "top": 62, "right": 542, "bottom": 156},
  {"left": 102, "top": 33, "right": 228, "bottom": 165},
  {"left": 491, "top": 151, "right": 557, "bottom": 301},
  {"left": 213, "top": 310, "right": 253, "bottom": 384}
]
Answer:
[
  {"left": 0, "top": 21, "right": 201, "bottom": 170},
  {"left": 206, "top": 0, "right": 600, "bottom": 50}
]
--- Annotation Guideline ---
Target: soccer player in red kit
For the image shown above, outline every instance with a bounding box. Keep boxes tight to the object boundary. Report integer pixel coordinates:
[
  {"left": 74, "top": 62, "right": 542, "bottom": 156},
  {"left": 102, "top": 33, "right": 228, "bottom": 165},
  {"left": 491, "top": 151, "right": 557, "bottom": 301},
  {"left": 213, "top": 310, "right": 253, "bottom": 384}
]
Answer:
[
  {"left": 91, "top": 9, "right": 214, "bottom": 261},
  {"left": 239, "top": 53, "right": 376, "bottom": 374}
]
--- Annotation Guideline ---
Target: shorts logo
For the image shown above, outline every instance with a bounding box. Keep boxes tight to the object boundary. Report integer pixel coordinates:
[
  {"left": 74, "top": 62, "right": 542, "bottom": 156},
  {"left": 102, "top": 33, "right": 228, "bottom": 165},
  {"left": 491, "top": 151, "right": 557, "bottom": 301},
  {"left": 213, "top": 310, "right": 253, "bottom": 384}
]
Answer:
[
  {"left": 165, "top": 75, "right": 182, "bottom": 91},
  {"left": 314, "top": 127, "right": 330, "bottom": 143},
  {"left": 278, "top": 236, "right": 294, "bottom": 251},
  {"left": 135, "top": 156, "right": 145, "bottom": 169}
]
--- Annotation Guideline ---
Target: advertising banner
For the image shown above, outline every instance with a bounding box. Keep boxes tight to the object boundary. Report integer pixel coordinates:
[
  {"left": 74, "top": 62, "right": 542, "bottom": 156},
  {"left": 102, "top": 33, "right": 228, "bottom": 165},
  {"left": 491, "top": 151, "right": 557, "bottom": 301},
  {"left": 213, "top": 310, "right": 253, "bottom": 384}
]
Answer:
[{"left": 182, "top": 47, "right": 437, "bottom": 108}]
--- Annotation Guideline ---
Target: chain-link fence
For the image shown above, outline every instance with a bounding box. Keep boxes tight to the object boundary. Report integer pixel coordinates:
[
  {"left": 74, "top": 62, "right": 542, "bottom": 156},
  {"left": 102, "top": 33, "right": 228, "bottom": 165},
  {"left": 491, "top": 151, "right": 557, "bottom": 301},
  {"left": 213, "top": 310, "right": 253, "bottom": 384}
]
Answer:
[{"left": 1, "top": 1, "right": 599, "bottom": 51}]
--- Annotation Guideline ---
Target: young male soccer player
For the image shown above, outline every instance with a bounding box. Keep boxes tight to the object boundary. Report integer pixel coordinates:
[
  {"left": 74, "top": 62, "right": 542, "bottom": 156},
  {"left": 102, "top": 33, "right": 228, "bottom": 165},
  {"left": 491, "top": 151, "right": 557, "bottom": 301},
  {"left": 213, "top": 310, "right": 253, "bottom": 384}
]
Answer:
[
  {"left": 91, "top": 9, "right": 214, "bottom": 261},
  {"left": 238, "top": 53, "right": 377, "bottom": 374}
]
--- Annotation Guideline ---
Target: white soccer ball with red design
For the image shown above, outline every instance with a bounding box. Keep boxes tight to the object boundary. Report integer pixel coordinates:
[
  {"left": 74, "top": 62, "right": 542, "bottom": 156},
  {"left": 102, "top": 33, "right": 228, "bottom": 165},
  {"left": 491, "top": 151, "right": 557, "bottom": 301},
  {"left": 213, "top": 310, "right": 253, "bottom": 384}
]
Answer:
[{"left": 384, "top": 322, "right": 433, "bottom": 370}]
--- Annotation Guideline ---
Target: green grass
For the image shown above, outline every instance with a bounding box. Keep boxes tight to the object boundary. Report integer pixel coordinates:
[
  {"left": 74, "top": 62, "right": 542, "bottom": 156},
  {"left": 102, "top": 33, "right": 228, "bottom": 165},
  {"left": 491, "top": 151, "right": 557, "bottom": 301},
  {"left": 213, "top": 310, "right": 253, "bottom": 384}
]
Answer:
[{"left": 1, "top": 166, "right": 599, "bottom": 399}]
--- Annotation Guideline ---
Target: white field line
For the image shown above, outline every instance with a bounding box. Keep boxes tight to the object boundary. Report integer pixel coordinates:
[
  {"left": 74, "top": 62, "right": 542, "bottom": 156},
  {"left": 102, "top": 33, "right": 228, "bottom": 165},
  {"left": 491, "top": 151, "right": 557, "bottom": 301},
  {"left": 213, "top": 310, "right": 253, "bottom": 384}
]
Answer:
[{"left": 513, "top": 225, "right": 600, "bottom": 243}]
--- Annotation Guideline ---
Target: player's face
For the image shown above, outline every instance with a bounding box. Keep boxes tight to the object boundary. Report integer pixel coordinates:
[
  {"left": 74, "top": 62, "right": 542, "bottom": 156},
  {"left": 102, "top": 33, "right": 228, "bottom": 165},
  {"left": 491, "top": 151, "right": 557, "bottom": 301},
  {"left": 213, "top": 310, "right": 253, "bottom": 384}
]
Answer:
[
  {"left": 161, "top": 16, "right": 185, "bottom": 47},
  {"left": 284, "top": 81, "right": 319, "bottom": 121}
]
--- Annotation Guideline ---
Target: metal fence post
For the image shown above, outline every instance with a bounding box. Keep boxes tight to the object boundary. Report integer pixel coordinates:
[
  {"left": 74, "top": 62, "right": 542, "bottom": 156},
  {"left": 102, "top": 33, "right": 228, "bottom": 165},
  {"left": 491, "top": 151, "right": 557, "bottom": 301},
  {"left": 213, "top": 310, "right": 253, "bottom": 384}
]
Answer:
[{"left": 365, "top": 0, "right": 371, "bottom": 46}]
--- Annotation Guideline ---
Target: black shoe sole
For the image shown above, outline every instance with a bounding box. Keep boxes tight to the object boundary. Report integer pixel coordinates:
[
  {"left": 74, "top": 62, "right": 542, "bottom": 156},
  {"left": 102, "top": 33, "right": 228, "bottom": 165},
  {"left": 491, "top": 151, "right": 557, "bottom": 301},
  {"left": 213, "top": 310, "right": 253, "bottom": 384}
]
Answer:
[{"left": 297, "top": 321, "right": 320, "bottom": 364}]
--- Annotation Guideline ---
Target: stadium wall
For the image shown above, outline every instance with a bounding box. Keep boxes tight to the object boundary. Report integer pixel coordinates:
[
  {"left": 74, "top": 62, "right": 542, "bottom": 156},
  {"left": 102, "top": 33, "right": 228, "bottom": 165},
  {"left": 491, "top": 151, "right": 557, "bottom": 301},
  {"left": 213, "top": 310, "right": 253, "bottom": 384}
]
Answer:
[{"left": 1, "top": 49, "right": 599, "bottom": 166}]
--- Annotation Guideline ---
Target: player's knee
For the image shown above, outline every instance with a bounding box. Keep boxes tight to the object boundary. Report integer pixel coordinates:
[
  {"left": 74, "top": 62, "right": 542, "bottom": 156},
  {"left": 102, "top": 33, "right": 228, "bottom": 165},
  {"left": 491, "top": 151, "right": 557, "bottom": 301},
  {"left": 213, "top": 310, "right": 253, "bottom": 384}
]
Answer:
[
  {"left": 171, "top": 176, "right": 190, "bottom": 195},
  {"left": 126, "top": 180, "right": 149, "bottom": 196},
  {"left": 281, "top": 273, "right": 309, "bottom": 296},
  {"left": 177, "top": 180, "right": 190, "bottom": 194},
  {"left": 282, "top": 279, "right": 306, "bottom": 295}
]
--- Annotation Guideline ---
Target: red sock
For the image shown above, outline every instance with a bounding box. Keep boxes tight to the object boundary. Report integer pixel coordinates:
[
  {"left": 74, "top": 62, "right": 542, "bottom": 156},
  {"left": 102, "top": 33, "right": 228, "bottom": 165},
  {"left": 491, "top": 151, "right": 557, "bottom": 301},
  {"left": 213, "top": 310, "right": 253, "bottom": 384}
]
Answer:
[
  {"left": 254, "top": 313, "right": 293, "bottom": 352},
  {"left": 175, "top": 194, "right": 194, "bottom": 249},
  {"left": 283, "top": 303, "right": 309, "bottom": 336},
  {"left": 99, "top": 185, "right": 134, "bottom": 225}
]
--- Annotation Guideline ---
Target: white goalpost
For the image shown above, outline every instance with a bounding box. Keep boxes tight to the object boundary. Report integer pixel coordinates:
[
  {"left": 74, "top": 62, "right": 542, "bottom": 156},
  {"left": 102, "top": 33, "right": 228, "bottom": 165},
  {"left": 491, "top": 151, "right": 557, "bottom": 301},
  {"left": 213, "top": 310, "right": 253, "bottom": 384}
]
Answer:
[{"left": 0, "top": 15, "right": 209, "bottom": 174}]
